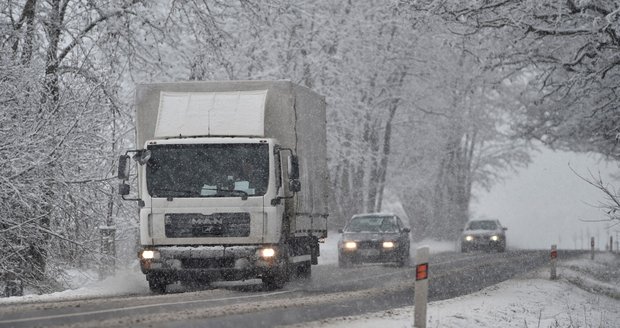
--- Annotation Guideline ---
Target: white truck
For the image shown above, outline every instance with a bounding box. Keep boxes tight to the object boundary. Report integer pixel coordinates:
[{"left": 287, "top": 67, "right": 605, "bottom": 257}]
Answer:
[{"left": 118, "top": 81, "right": 329, "bottom": 292}]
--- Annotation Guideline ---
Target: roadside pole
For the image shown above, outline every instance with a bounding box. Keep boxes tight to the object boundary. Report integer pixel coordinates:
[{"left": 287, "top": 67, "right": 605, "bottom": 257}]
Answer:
[
  {"left": 414, "top": 246, "right": 429, "bottom": 328},
  {"left": 610, "top": 236, "right": 613, "bottom": 253},
  {"left": 591, "top": 237, "right": 595, "bottom": 260},
  {"left": 550, "top": 244, "right": 557, "bottom": 280}
]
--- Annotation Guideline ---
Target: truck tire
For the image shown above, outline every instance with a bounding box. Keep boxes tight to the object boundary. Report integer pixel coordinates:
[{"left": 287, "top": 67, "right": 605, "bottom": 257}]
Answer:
[
  {"left": 148, "top": 280, "right": 167, "bottom": 294},
  {"left": 147, "top": 274, "right": 168, "bottom": 294},
  {"left": 297, "top": 261, "right": 312, "bottom": 279},
  {"left": 262, "top": 254, "right": 290, "bottom": 290},
  {"left": 262, "top": 272, "right": 287, "bottom": 290}
]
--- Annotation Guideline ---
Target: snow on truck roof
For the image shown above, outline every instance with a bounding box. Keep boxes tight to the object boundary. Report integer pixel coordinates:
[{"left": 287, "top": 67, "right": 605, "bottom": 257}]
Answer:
[{"left": 155, "top": 90, "right": 268, "bottom": 138}]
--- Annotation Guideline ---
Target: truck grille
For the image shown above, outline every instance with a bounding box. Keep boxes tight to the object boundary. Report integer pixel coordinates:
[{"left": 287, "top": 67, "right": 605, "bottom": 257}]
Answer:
[{"left": 165, "top": 213, "right": 251, "bottom": 238}]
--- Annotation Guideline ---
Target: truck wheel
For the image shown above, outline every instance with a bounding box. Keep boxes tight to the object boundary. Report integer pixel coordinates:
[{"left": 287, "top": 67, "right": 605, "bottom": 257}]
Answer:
[
  {"left": 262, "top": 272, "right": 287, "bottom": 290},
  {"left": 262, "top": 258, "right": 290, "bottom": 290},
  {"left": 147, "top": 276, "right": 168, "bottom": 294},
  {"left": 149, "top": 280, "right": 167, "bottom": 294},
  {"left": 297, "top": 261, "right": 312, "bottom": 279}
]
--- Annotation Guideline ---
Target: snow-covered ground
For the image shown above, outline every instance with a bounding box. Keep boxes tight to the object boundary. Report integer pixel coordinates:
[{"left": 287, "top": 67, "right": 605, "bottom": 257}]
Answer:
[
  {"left": 292, "top": 252, "right": 620, "bottom": 328},
  {"left": 2, "top": 236, "right": 619, "bottom": 328}
]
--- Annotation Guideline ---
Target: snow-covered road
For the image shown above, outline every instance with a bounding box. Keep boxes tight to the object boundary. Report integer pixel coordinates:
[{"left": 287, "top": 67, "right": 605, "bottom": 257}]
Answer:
[{"left": 1, "top": 236, "right": 617, "bottom": 328}]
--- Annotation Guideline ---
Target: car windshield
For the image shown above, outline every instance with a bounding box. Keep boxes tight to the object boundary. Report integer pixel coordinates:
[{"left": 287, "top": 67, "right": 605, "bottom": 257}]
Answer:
[
  {"left": 345, "top": 216, "right": 398, "bottom": 232},
  {"left": 467, "top": 220, "right": 498, "bottom": 230}
]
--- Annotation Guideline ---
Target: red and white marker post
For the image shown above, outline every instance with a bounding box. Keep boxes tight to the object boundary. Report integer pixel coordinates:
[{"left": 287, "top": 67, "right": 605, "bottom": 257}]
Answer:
[
  {"left": 414, "top": 246, "right": 429, "bottom": 328},
  {"left": 591, "top": 237, "right": 595, "bottom": 260}
]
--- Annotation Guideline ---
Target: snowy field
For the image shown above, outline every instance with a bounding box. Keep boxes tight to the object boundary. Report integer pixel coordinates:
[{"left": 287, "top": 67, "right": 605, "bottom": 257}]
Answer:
[{"left": 1, "top": 237, "right": 619, "bottom": 328}]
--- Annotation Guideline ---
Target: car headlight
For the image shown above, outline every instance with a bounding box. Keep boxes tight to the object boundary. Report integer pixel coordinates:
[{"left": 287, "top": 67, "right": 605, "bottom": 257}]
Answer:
[
  {"left": 259, "top": 248, "right": 276, "bottom": 258},
  {"left": 491, "top": 235, "right": 499, "bottom": 241},
  {"left": 344, "top": 241, "right": 357, "bottom": 250},
  {"left": 465, "top": 235, "right": 473, "bottom": 242},
  {"left": 382, "top": 241, "right": 395, "bottom": 248},
  {"left": 140, "top": 249, "right": 160, "bottom": 260}
]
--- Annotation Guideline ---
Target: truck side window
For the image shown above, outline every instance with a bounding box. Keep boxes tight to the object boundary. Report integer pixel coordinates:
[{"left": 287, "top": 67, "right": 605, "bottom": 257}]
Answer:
[{"left": 275, "top": 148, "right": 282, "bottom": 189}]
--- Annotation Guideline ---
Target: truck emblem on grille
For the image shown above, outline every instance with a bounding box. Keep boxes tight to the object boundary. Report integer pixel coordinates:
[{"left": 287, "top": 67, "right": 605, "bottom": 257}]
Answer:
[{"left": 190, "top": 216, "right": 223, "bottom": 225}]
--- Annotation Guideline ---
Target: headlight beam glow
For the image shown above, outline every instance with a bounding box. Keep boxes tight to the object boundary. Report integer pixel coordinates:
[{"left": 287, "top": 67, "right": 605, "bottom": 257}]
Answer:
[
  {"left": 382, "top": 241, "right": 395, "bottom": 248},
  {"left": 344, "top": 241, "right": 357, "bottom": 250},
  {"left": 260, "top": 248, "right": 276, "bottom": 258}
]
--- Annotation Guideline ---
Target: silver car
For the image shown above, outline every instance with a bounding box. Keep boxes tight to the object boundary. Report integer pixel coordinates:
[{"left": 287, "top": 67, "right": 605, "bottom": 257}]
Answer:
[
  {"left": 338, "top": 213, "right": 411, "bottom": 267},
  {"left": 461, "top": 219, "right": 507, "bottom": 252}
]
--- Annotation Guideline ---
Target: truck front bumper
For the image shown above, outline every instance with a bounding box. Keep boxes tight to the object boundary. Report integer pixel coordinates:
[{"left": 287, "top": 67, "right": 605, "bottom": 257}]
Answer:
[{"left": 139, "top": 245, "right": 282, "bottom": 282}]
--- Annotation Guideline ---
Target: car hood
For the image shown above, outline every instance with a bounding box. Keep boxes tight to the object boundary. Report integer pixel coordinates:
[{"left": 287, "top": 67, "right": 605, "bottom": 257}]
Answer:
[
  {"left": 341, "top": 231, "right": 400, "bottom": 241},
  {"left": 462, "top": 229, "right": 503, "bottom": 237}
]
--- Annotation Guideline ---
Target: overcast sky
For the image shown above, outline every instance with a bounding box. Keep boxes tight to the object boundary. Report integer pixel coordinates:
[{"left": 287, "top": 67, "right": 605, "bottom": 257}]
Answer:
[{"left": 473, "top": 146, "right": 619, "bottom": 250}]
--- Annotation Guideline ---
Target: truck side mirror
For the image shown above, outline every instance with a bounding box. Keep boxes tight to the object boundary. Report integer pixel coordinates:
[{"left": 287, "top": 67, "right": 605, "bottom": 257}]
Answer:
[
  {"left": 134, "top": 149, "right": 151, "bottom": 165},
  {"left": 118, "top": 155, "right": 130, "bottom": 180},
  {"left": 118, "top": 183, "right": 130, "bottom": 196},
  {"left": 289, "top": 179, "right": 301, "bottom": 193},
  {"left": 288, "top": 155, "right": 300, "bottom": 180}
]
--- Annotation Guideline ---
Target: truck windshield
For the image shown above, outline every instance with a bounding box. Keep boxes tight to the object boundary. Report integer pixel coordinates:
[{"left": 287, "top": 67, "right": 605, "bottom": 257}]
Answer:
[{"left": 145, "top": 143, "right": 269, "bottom": 198}]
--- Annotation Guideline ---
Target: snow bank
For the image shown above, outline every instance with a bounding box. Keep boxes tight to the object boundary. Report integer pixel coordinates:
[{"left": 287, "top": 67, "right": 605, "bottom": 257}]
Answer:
[{"left": 0, "top": 264, "right": 149, "bottom": 305}]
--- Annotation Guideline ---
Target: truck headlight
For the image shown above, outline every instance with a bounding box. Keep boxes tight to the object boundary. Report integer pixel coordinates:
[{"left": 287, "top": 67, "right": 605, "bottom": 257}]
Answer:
[
  {"left": 465, "top": 235, "right": 473, "bottom": 242},
  {"left": 491, "top": 235, "right": 499, "bottom": 241},
  {"left": 259, "top": 248, "right": 276, "bottom": 258},
  {"left": 140, "top": 249, "right": 160, "bottom": 260},
  {"left": 344, "top": 241, "right": 357, "bottom": 250},
  {"left": 382, "top": 241, "right": 395, "bottom": 248}
]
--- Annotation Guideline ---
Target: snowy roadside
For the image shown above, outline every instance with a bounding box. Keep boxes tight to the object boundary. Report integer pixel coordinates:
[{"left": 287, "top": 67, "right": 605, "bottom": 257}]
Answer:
[
  {"left": 282, "top": 252, "right": 620, "bottom": 328},
  {"left": 2, "top": 235, "right": 618, "bottom": 328},
  {"left": 0, "top": 263, "right": 150, "bottom": 305}
]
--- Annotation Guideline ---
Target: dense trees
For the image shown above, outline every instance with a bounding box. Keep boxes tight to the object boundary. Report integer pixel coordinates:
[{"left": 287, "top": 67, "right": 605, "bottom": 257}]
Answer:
[
  {"left": 1, "top": 0, "right": 616, "bottom": 291},
  {"left": 429, "top": 0, "right": 620, "bottom": 222},
  {"left": 429, "top": 0, "right": 620, "bottom": 159},
  {"left": 1, "top": 0, "right": 146, "bottom": 291}
]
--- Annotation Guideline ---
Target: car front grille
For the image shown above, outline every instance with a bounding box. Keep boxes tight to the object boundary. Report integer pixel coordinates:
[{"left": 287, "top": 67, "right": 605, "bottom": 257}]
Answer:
[{"left": 357, "top": 240, "right": 382, "bottom": 249}]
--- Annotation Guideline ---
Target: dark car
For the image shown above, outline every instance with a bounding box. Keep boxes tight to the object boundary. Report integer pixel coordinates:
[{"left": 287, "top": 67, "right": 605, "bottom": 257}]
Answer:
[
  {"left": 461, "top": 219, "right": 507, "bottom": 252},
  {"left": 338, "top": 213, "right": 411, "bottom": 267}
]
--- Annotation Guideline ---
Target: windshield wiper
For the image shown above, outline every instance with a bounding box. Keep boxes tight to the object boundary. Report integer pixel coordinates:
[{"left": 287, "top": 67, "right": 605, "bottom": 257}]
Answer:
[
  {"left": 200, "top": 187, "right": 249, "bottom": 200},
  {"left": 151, "top": 188, "right": 201, "bottom": 198}
]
